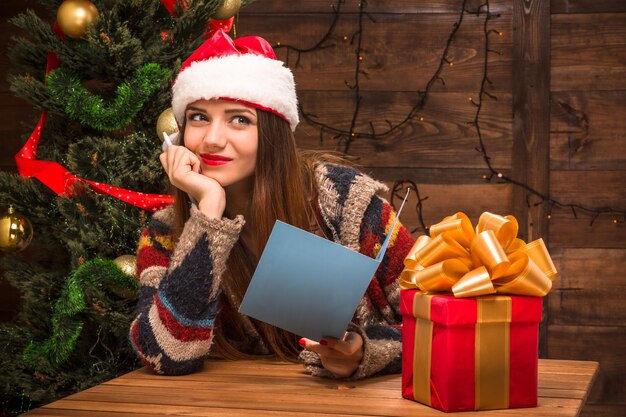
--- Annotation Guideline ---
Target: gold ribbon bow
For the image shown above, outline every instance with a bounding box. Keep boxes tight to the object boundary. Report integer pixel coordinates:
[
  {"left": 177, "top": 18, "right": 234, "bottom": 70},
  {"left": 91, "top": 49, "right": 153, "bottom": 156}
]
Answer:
[{"left": 400, "top": 212, "right": 556, "bottom": 298}]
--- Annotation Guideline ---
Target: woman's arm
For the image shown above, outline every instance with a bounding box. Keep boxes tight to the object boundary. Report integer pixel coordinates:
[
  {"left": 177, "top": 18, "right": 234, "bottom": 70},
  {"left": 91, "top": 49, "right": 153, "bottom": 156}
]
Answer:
[
  {"left": 301, "top": 196, "right": 415, "bottom": 379},
  {"left": 352, "top": 195, "right": 415, "bottom": 378},
  {"left": 129, "top": 206, "right": 244, "bottom": 375}
]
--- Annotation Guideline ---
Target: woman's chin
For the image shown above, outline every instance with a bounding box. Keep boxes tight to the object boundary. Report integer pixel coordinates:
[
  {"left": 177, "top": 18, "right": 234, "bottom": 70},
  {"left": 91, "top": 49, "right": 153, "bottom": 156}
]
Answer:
[{"left": 222, "top": 175, "right": 256, "bottom": 192}]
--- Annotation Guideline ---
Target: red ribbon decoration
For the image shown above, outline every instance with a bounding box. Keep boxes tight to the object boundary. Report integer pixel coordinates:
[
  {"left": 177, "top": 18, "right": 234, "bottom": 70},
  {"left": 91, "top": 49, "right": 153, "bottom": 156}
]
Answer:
[
  {"left": 14, "top": 3, "right": 176, "bottom": 212},
  {"left": 206, "top": 17, "right": 235, "bottom": 38},
  {"left": 160, "top": 0, "right": 177, "bottom": 16}
]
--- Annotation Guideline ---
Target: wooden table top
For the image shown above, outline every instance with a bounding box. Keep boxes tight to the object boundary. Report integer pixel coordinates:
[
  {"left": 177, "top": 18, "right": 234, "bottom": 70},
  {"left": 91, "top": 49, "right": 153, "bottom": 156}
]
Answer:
[{"left": 24, "top": 358, "right": 598, "bottom": 417}]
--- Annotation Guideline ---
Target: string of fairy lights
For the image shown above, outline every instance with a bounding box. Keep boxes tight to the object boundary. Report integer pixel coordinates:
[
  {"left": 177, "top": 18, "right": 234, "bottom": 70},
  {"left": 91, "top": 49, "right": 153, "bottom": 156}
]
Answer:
[
  {"left": 273, "top": 0, "right": 343, "bottom": 67},
  {"left": 268, "top": 0, "right": 625, "bottom": 232}
]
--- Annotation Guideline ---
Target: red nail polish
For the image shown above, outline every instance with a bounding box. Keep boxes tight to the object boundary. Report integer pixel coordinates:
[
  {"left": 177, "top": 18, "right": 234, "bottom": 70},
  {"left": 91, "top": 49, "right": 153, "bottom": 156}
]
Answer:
[
  {"left": 299, "top": 338, "right": 306, "bottom": 346},
  {"left": 319, "top": 339, "right": 328, "bottom": 346}
]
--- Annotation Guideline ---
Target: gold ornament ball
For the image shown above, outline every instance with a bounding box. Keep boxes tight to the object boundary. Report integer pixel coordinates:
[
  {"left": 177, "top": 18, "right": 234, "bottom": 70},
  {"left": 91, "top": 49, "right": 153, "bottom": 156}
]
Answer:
[
  {"left": 156, "top": 107, "right": 179, "bottom": 142},
  {"left": 113, "top": 255, "right": 137, "bottom": 278},
  {"left": 0, "top": 206, "right": 33, "bottom": 253},
  {"left": 57, "top": 0, "right": 100, "bottom": 39},
  {"left": 213, "top": 0, "right": 241, "bottom": 20}
]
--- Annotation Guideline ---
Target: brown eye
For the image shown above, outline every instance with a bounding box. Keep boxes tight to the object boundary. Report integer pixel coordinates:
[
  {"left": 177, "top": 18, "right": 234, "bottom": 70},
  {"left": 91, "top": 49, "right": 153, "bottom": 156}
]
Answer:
[
  {"left": 187, "top": 113, "right": 207, "bottom": 122},
  {"left": 232, "top": 115, "right": 251, "bottom": 125}
]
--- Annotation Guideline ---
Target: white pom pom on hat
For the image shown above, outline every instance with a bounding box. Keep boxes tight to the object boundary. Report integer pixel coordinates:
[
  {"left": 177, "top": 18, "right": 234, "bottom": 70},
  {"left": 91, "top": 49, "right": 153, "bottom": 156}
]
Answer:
[{"left": 171, "top": 30, "right": 299, "bottom": 131}]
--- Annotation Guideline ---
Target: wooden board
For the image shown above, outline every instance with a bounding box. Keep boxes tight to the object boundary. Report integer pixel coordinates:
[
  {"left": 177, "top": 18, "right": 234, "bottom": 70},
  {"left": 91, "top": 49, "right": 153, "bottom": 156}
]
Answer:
[
  {"left": 549, "top": 217, "right": 626, "bottom": 248},
  {"left": 295, "top": 91, "right": 512, "bottom": 169},
  {"left": 548, "top": 170, "right": 626, "bottom": 248},
  {"left": 23, "top": 359, "right": 598, "bottom": 417},
  {"left": 551, "top": 0, "right": 626, "bottom": 14},
  {"left": 550, "top": 171, "right": 626, "bottom": 208},
  {"left": 550, "top": 91, "right": 626, "bottom": 170},
  {"left": 551, "top": 13, "right": 626, "bottom": 91},
  {"left": 237, "top": 13, "right": 513, "bottom": 92},
  {"left": 242, "top": 0, "right": 514, "bottom": 14},
  {"left": 511, "top": 0, "right": 550, "bottom": 242},
  {"left": 368, "top": 166, "right": 510, "bottom": 185},
  {"left": 378, "top": 182, "right": 512, "bottom": 235},
  {"left": 550, "top": 248, "right": 626, "bottom": 326}
]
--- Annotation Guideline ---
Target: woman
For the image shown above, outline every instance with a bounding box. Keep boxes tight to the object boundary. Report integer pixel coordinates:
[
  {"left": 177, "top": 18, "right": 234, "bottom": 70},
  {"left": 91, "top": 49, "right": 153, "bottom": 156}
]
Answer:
[{"left": 130, "top": 30, "right": 415, "bottom": 379}]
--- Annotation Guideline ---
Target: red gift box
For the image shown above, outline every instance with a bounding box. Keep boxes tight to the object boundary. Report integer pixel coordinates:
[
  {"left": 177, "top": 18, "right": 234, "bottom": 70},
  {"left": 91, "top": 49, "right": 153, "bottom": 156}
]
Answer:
[{"left": 400, "top": 290, "right": 542, "bottom": 412}]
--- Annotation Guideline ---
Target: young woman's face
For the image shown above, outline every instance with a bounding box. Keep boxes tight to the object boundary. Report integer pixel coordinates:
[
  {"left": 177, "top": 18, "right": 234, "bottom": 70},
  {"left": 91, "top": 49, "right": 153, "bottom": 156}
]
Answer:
[{"left": 183, "top": 99, "right": 259, "bottom": 188}]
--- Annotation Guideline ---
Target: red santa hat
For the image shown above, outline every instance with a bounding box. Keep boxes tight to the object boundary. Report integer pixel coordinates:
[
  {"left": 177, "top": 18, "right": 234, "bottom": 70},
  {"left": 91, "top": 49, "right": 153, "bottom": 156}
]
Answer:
[{"left": 171, "top": 30, "right": 299, "bottom": 131}]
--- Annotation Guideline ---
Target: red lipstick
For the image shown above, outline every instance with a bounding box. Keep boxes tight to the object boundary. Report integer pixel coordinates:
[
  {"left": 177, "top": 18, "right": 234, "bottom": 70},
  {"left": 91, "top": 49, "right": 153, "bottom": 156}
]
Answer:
[{"left": 200, "top": 153, "right": 233, "bottom": 166}]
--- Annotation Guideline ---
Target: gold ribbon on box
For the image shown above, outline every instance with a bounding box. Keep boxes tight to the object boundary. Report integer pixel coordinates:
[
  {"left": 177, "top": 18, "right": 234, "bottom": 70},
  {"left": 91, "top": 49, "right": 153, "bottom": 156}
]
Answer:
[{"left": 399, "top": 212, "right": 557, "bottom": 298}]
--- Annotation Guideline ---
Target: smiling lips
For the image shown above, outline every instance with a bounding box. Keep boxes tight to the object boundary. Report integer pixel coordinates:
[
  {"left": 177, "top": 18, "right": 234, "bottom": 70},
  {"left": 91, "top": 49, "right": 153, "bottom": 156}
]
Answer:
[{"left": 200, "top": 153, "right": 233, "bottom": 166}]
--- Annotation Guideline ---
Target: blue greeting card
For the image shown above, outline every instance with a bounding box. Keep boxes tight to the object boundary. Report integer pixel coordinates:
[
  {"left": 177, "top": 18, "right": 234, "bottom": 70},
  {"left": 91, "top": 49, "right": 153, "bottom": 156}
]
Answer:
[{"left": 239, "top": 192, "right": 409, "bottom": 341}]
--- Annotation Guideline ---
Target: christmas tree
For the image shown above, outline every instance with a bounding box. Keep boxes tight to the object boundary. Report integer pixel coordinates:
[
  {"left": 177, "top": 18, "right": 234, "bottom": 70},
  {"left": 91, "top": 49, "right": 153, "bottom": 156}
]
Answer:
[{"left": 0, "top": 0, "right": 252, "bottom": 414}]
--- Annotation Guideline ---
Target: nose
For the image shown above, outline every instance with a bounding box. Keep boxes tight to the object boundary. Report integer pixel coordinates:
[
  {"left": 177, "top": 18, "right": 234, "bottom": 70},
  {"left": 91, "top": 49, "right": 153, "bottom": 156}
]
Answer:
[{"left": 202, "top": 120, "right": 228, "bottom": 149}]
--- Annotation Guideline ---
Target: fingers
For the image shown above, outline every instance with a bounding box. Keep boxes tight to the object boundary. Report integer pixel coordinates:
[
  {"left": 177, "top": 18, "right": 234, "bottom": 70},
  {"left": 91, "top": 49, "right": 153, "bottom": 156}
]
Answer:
[
  {"left": 161, "top": 145, "right": 202, "bottom": 180},
  {"left": 299, "top": 338, "right": 333, "bottom": 357},
  {"left": 159, "top": 152, "right": 167, "bottom": 173},
  {"left": 322, "top": 332, "right": 363, "bottom": 356},
  {"left": 190, "top": 152, "right": 201, "bottom": 173},
  {"left": 166, "top": 146, "right": 181, "bottom": 177},
  {"left": 299, "top": 332, "right": 363, "bottom": 357},
  {"left": 300, "top": 333, "right": 364, "bottom": 378}
]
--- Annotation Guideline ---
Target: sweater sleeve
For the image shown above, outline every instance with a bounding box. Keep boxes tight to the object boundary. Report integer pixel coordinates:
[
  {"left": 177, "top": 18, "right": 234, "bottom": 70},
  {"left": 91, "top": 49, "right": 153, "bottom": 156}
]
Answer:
[
  {"left": 129, "top": 205, "right": 244, "bottom": 375},
  {"left": 300, "top": 196, "right": 415, "bottom": 380}
]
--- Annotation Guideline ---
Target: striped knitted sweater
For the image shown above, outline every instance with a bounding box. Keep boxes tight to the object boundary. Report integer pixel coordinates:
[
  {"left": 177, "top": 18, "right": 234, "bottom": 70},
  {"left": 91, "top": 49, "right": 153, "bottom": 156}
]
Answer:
[{"left": 130, "top": 163, "right": 415, "bottom": 378}]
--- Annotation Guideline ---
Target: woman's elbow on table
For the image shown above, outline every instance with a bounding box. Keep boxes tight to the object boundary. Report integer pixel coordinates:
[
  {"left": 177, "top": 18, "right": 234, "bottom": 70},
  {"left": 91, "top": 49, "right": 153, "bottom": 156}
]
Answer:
[{"left": 129, "top": 311, "right": 213, "bottom": 376}]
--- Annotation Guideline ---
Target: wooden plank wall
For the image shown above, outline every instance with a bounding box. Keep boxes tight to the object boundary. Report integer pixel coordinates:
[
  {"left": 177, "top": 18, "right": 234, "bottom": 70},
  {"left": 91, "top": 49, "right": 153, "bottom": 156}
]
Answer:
[
  {"left": 0, "top": 1, "right": 623, "bottom": 416},
  {"left": 549, "top": 1, "right": 626, "bottom": 417},
  {"left": 239, "top": 0, "right": 516, "bottom": 228}
]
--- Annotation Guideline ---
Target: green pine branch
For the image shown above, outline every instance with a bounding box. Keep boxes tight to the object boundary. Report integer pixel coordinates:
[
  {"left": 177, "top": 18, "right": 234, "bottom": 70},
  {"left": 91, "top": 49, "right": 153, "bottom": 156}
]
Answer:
[
  {"left": 22, "top": 258, "right": 139, "bottom": 371},
  {"left": 46, "top": 63, "right": 169, "bottom": 131}
]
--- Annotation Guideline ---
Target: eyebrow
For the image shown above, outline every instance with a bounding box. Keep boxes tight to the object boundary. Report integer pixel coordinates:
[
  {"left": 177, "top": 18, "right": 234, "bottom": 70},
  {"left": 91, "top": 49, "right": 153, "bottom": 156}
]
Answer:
[
  {"left": 185, "top": 106, "right": 256, "bottom": 117},
  {"left": 224, "top": 108, "right": 256, "bottom": 117},
  {"left": 186, "top": 106, "right": 206, "bottom": 113}
]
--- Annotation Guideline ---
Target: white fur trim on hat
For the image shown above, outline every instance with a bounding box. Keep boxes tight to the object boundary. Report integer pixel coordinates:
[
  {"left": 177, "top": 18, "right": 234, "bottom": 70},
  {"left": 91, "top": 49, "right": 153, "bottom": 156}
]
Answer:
[{"left": 172, "top": 54, "right": 299, "bottom": 131}]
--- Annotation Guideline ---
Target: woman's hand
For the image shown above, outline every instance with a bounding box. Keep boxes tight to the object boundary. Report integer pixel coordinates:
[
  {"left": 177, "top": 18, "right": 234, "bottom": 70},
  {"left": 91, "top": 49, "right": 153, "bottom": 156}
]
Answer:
[
  {"left": 160, "top": 145, "right": 226, "bottom": 219},
  {"left": 299, "top": 331, "right": 364, "bottom": 378}
]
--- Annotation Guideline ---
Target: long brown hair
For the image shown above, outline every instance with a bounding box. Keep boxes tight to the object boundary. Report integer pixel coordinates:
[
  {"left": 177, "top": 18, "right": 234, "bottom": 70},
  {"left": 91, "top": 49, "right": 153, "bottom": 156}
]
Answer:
[{"left": 171, "top": 109, "right": 346, "bottom": 360}]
